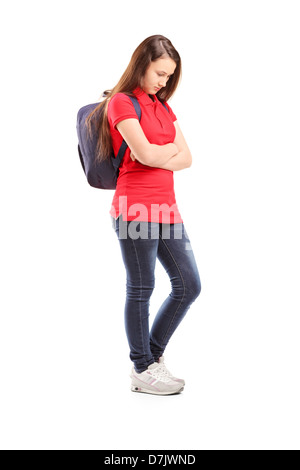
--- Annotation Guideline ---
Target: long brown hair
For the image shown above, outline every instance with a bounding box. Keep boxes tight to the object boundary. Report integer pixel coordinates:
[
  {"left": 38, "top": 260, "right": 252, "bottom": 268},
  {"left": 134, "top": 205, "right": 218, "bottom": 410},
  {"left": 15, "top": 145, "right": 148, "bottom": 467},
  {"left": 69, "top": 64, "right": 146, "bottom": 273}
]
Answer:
[{"left": 85, "top": 35, "right": 182, "bottom": 162}]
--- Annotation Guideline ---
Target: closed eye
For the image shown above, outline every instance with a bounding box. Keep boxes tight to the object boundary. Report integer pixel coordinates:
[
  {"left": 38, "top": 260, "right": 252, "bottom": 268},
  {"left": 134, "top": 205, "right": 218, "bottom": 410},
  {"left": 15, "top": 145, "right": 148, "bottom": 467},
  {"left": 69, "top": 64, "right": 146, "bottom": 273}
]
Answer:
[{"left": 157, "top": 72, "right": 172, "bottom": 79}]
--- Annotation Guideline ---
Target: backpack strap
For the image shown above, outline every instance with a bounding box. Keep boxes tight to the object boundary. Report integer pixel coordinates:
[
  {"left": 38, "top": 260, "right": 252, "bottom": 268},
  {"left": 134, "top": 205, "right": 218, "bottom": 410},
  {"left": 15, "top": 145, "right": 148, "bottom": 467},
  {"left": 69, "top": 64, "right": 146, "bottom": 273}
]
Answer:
[
  {"left": 113, "top": 96, "right": 141, "bottom": 168},
  {"left": 161, "top": 101, "right": 169, "bottom": 113},
  {"left": 156, "top": 96, "right": 170, "bottom": 113}
]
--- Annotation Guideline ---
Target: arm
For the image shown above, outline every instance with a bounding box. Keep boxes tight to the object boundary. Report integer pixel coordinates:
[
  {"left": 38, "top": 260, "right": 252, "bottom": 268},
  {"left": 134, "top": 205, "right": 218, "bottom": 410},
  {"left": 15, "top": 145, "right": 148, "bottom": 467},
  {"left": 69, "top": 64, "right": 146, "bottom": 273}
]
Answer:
[
  {"left": 154, "top": 121, "right": 192, "bottom": 171},
  {"left": 116, "top": 118, "right": 179, "bottom": 167}
]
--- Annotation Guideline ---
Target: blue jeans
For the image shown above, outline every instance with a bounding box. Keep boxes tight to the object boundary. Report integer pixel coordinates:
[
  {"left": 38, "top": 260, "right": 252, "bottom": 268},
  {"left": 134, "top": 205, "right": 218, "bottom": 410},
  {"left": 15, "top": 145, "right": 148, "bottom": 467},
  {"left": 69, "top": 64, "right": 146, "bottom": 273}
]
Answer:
[{"left": 111, "top": 214, "right": 201, "bottom": 373}]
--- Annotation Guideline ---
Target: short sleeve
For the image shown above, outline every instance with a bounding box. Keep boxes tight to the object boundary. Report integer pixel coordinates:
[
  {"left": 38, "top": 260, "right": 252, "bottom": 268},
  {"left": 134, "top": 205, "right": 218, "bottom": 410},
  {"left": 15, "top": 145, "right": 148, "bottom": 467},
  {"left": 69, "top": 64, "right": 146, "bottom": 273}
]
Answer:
[
  {"left": 162, "top": 101, "right": 177, "bottom": 122},
  {"left": 108, "top": 93, "right": 139, "bottom": 129}
]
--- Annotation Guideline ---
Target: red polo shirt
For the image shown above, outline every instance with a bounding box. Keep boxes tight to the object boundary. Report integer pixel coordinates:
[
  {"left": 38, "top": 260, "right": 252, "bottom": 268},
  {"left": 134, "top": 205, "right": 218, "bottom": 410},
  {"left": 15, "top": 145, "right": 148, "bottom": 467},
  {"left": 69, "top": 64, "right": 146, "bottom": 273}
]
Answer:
[{"left": 107, "top": 87, "right": 183, "bottom": 223}]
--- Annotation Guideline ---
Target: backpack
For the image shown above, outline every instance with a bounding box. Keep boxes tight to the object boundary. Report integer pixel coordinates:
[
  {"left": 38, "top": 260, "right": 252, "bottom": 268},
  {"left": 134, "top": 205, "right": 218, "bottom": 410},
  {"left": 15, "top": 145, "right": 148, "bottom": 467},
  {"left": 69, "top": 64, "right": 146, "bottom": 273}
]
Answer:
[
  {"left": 76, "top": 94, "right": 169, "bottom": 190},
  {"left": 76, "top": 96, "right": 141, "bottom": 189}
]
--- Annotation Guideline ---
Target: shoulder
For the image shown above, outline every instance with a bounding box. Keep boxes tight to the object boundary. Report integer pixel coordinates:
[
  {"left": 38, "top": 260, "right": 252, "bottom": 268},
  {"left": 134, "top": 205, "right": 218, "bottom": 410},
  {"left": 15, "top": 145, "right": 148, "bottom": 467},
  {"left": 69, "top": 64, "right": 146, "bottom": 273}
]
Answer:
[
  {"left": 107, "top": 93, "right": 138, "bottom": 128},
  {"left": 108, "top": 93, "right": 136, "bottom": 117},
  {"left": 108, "top": 93, "right": 135, "bottom": 108}
]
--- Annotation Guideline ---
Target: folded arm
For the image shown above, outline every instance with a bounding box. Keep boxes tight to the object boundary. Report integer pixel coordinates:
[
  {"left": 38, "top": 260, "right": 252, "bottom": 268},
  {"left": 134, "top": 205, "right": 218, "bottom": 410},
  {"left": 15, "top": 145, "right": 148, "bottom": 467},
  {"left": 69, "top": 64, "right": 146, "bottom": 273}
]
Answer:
[
  {"left": 115, "top": 118, "right": 179, "bottom": 167},
  {"left": 115, "top": 118, "right": 192, "bottom": 171},
  {"left": 154, "top": 121, "right": 192, "bottom": 171}
]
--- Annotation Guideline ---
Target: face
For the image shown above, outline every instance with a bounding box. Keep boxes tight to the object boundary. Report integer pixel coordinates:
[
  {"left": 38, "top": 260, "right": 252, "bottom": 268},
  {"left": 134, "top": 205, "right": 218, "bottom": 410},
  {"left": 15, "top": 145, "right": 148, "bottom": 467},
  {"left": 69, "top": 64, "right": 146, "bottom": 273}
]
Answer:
[{"left": 141, "top": 57, "right": 177, "bottom": 95}]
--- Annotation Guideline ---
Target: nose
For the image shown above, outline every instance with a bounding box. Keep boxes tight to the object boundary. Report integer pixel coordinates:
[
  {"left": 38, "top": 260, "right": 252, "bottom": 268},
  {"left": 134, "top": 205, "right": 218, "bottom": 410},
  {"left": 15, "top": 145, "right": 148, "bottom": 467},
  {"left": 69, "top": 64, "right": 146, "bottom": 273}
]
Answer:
[{"left": 158, "top": 78, "right": 167, "bottom": 87}]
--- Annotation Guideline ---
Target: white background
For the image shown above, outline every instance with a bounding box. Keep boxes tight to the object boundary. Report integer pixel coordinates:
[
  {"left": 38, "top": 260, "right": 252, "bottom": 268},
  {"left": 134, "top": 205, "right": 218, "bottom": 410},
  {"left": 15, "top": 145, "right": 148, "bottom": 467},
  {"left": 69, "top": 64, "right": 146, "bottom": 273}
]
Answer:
[{"left": 0, "top": 0, "right": 299, "bottom": 450}]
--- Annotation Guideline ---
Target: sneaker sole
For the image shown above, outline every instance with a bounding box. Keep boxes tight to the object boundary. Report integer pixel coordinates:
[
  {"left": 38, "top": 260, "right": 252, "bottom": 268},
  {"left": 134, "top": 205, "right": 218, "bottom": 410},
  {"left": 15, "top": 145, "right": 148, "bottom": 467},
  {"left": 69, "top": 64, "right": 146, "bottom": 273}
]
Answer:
[{"left": 131, "top": 385, "right": 184, "bottom": 396}]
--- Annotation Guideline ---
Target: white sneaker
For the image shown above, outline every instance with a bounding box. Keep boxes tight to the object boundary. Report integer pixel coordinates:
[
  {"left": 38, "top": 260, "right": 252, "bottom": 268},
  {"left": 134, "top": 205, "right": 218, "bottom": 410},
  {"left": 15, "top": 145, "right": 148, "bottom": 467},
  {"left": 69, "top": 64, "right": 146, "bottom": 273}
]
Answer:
[
  {"left": 130, "top": 362, "right": 184, "bottom": 395},
  {"left": 157, "top": 356, "right": 185, "bottom": 386}
]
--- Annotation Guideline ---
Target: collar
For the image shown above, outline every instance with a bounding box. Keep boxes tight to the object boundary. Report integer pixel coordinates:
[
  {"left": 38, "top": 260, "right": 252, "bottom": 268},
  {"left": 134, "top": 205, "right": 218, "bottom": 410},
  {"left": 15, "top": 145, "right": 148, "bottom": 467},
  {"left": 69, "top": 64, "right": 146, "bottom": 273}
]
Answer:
[{"left": 133, "top": 86, "right": 159, "bottom": 106}]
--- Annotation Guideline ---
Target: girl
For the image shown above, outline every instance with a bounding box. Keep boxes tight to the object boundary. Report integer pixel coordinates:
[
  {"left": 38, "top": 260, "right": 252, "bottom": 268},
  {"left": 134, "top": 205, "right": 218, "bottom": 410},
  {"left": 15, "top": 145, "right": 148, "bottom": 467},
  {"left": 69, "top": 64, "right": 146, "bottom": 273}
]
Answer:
[{"left": 87, "top": 35, "right": 201, "bottom": 395}]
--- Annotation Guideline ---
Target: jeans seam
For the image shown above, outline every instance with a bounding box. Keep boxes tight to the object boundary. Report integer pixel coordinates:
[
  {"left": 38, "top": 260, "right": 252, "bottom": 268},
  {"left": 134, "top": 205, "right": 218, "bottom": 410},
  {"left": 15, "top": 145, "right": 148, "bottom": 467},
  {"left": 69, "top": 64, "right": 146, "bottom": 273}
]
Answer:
[
  {"left": 130, "top": 237, "right": 148, "bottom": 359},
  {"left": 158, "top": 234, "right": 186, "bottom": 345}
]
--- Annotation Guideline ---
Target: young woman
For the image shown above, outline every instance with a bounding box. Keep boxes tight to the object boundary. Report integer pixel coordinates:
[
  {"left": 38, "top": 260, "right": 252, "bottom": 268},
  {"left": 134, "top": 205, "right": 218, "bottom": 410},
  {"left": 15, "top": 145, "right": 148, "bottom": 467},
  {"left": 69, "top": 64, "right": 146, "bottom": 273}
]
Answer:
[{"left": 87, "top": 35, "right": 201, "bottom": 395}]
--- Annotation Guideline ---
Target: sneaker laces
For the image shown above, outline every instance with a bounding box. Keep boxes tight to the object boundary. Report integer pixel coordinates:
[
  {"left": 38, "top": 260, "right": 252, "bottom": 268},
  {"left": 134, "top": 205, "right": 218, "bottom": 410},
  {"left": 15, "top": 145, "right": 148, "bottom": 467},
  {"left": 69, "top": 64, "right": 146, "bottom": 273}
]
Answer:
[
  {"left": 149, "top": 363, "right": 172, "bottom": 383},
  {"left": 159, "top": 362, "right": 173, "bottom": 377}
]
